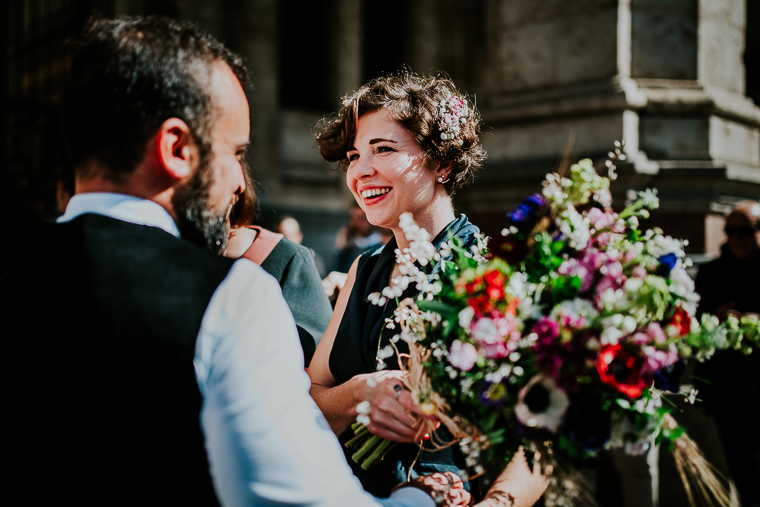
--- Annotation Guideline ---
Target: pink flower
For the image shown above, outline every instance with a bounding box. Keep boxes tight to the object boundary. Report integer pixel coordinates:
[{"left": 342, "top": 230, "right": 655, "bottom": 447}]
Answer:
[
  {"left": 470, "top": 313, "right": 518, "bottom": 359},
  {"left": 587, "top": 208, "right": 624, "bottom": 234},
  {"left": 646, "top": 322, "right": 666, "bottom": 344},
  {"left": 632, "top": 264, "right": 648, "bottom": 278},
  {"left": 561, "top": 314, "right": 585, "bottom": 329},
  {"left": 480, "top": 341, "right": 509, "bottom": 359},
  {"left": 594, "top": 276, "right": 618, "bottom": 306},
  {"left": 582, "top": 250, "right": 606, "bottom": 271},
  {"left": 641, "top": 344, "right": 679, "bottom": 376},
  {"left": 471, "top": 317, "right": 500, "bottom": 343},
  {"left": 449, "top": 340, "right": 479, "bottom": 371},
  {"left": 601, "top": 260, "right": 624, "bottom": 280},
  {"left": 587, "top": 208, "right": 611, "bottom": 230},
  {"left": 558, "top": 258, "right": 578, "bottom": 276},
  {"left": 630, "top": 332, "right": 650, "bottom": 345},
  {"left": 492, "top": 312, "right": 518, "bottom": 337},
  {"left": 576, "top": 265, "right": 595, "bottom": 292},
  {"left": 595, "top": 232, "right": 612, "bottom": 247}
]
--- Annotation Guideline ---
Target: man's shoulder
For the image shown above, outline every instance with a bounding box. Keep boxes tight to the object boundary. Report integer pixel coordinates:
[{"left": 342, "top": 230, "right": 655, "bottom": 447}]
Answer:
[
  {"left": 73, "top": 213, "right": 232, "bottom": 265},
  {"left": 10, "top": 214, "right": 235, "bottom": 298}
]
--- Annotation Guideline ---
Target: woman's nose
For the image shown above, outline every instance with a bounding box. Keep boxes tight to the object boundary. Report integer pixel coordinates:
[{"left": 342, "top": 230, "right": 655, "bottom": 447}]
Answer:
[{"left": 351, "top": 154, "right": 375, "bottom": 179}]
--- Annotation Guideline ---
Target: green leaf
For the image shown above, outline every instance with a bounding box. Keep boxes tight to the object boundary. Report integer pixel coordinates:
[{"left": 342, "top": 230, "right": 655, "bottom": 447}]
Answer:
[{"left": 418, "top": 300, "right": 455, "bottom": 315}]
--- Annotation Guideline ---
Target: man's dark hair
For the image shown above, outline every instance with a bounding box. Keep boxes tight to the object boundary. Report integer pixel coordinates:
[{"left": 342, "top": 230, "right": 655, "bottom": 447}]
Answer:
[{"left": 62, "top": 16, "right": 249, "bottom": 181}]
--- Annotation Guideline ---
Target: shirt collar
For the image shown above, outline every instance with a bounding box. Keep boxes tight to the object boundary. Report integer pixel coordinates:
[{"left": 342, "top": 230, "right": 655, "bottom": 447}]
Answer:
[{"left": 57, "top": 192, "right": 181, "bottom": 238}]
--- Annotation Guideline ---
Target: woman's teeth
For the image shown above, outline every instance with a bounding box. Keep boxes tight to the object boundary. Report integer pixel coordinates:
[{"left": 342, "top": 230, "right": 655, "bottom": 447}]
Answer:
[{"left": 361, "top": 187, "right": 390, "bottom": 199}]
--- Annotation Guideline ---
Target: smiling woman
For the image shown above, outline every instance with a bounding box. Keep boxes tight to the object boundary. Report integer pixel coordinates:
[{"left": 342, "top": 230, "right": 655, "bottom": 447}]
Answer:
[{"left": 309, "top": 73, "right": 546, "bottom": 505}]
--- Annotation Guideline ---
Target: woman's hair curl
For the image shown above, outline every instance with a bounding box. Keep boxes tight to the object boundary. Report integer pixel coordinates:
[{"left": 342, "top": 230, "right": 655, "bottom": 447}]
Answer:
[{"left": 315, "top": 72, "right": 486, "bottom": 194}]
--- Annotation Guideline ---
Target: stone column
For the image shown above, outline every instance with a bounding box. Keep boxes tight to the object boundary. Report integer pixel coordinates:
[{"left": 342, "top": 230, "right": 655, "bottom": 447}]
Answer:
[{"left": 335, "top": 0, "right": 362, "bottom": 102}]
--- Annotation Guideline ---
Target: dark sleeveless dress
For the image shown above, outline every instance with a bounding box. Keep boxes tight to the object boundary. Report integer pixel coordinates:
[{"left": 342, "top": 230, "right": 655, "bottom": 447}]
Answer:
[{"left": 329, "top": 214, "right": 480, "bottom": 497}]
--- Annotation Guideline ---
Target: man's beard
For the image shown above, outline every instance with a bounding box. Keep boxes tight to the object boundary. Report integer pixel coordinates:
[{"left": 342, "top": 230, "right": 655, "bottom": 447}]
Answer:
[{"left": 172, "top": 154, "right": 229, "bottom": 255}]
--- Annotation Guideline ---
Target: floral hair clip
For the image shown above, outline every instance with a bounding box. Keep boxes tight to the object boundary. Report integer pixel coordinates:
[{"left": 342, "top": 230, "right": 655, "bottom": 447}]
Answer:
[{"left": 438, "top": 96, "right": 468, "bottom": 146}]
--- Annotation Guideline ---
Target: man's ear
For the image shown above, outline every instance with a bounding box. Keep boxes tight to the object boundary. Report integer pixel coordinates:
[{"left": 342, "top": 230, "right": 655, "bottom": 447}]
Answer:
[{"left": 156, "top": 118, "right": 197, "bottom": 180}]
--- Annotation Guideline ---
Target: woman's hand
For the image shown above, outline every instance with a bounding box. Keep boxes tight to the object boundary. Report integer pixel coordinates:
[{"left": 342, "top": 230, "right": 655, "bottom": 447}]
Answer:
[
  {"left": 358, "top": 370, "right": 440, "bottom": 443},
  {"left": 394, "top": 472, "right": 473, "bottom": 507}
]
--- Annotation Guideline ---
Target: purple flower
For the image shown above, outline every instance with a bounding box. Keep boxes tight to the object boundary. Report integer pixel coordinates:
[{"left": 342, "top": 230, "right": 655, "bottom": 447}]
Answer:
[
  {"left": 449, "top": 340, "right": 478, "bottom": 371},
  {"left": 534, "top": 317, "right": 560, "bottom": 342}
]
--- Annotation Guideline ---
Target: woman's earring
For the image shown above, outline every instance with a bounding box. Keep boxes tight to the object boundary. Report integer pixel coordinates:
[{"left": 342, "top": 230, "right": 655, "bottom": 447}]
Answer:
[{"left": 438, "top": 174, "right": 450, "bottom": 184}]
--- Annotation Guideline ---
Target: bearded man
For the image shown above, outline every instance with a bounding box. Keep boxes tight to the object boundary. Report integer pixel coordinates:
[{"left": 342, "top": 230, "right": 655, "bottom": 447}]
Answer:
[{"left": 2, "top": 17, "right": 469, "bottom": 507}]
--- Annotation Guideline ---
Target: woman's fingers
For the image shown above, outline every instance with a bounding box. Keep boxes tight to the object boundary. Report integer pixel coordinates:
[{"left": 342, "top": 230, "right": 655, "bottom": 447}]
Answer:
[
  {"left": 363, "top": 376, "right": 431, "bottom": 442},
  {"left": 413, "top": 472, "right": 472, "bottom": 507},
  {"left": 362, "top": 373, "right": 443, "bottom": 443},
  {"left": 367, "top": 393, "right": 420, "bottom": 441}
]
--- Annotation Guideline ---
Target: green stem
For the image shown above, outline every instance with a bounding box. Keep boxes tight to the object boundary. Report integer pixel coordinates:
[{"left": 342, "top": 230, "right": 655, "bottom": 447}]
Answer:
[
  {"left": 345, "top": 426, "right": 370, "bottom": 448},
  {"left": 362, "top": 438, "right": 397, "bottom": 470},
  {"left": 353, "top": 435, "right": 380, "bottom": 462}
]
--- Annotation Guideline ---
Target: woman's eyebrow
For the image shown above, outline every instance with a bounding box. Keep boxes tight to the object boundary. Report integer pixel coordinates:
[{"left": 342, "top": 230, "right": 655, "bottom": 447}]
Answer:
[{"left": 369, "top": 138, "right": 397, "bottom": 145}]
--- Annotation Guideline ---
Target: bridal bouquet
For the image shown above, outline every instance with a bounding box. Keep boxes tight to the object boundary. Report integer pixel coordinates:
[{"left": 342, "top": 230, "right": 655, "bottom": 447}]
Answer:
[{"left": 357, "top": 146, "right": 759, "bottom": 506}]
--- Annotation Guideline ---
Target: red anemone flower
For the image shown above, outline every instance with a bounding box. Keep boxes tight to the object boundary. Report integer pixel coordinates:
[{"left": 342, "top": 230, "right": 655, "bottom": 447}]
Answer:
[{"left": 597, "top": 344, "right": 648, "bottom": 398}]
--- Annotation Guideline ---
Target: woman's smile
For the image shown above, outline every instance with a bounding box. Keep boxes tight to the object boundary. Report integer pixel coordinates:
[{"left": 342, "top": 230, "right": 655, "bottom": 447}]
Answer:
[{"left": 359, "top": 186, "right": 392, "bottom": 200}]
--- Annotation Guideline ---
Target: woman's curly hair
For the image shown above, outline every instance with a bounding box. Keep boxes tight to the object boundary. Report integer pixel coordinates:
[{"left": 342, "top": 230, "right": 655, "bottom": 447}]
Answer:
[{"left": 315, "top": 72, "right": 486, "bottom": 195}]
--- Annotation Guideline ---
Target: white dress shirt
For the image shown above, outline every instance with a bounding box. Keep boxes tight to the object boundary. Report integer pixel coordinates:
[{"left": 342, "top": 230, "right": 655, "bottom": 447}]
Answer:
[{"left": 58, "top": 193, "right": 434, "bottom": 507}]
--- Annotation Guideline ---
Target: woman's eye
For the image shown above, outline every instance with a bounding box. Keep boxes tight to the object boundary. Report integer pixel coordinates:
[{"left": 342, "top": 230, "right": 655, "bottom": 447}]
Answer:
[
  {"left": 376, "top": 146, "right": 395, "bottom": 153},
  {"left": 347, "top": 153, "right": 359, "bottom": 162}
]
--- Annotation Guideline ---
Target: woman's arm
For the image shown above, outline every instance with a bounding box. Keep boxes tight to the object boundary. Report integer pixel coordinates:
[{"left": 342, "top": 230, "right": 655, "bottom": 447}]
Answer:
[
  {"left": 476, "top": 448, "right": 547, "bottom": 507},
  {"left": 309, "top": 257, "right": 432, "bottom": 441}
]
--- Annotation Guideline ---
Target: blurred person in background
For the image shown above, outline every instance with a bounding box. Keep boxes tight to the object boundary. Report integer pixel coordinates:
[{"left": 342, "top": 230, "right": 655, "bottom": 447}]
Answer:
[
  {"left": 695, "top": 200, "right": 760, "bottom": 507},
  {"left": 331, "top": 203, "right": 385, "bottom": 273},
  {"left": 696, "top": 201, "right": 760, "bottom": 320},
  {"left": 324, "top": 205, "right": 389, "bottom": 305},
  {"left": 275, "top": 215, "right": 304, "bottom": 244},
  {"left": 274, "top": 214, "right": 328, "bottom": 277}
]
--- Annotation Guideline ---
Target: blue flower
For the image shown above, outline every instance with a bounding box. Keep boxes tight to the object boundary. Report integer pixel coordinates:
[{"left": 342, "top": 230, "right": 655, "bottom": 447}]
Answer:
[
  {"left": 656, "top": 253, "right": 678, "bottom": 277},
  {"left": 508, "top": 194, "right": 545, "bottom": 232},
  {"left": 653, "top": 359, "right": 685, "bottom": 393}
]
